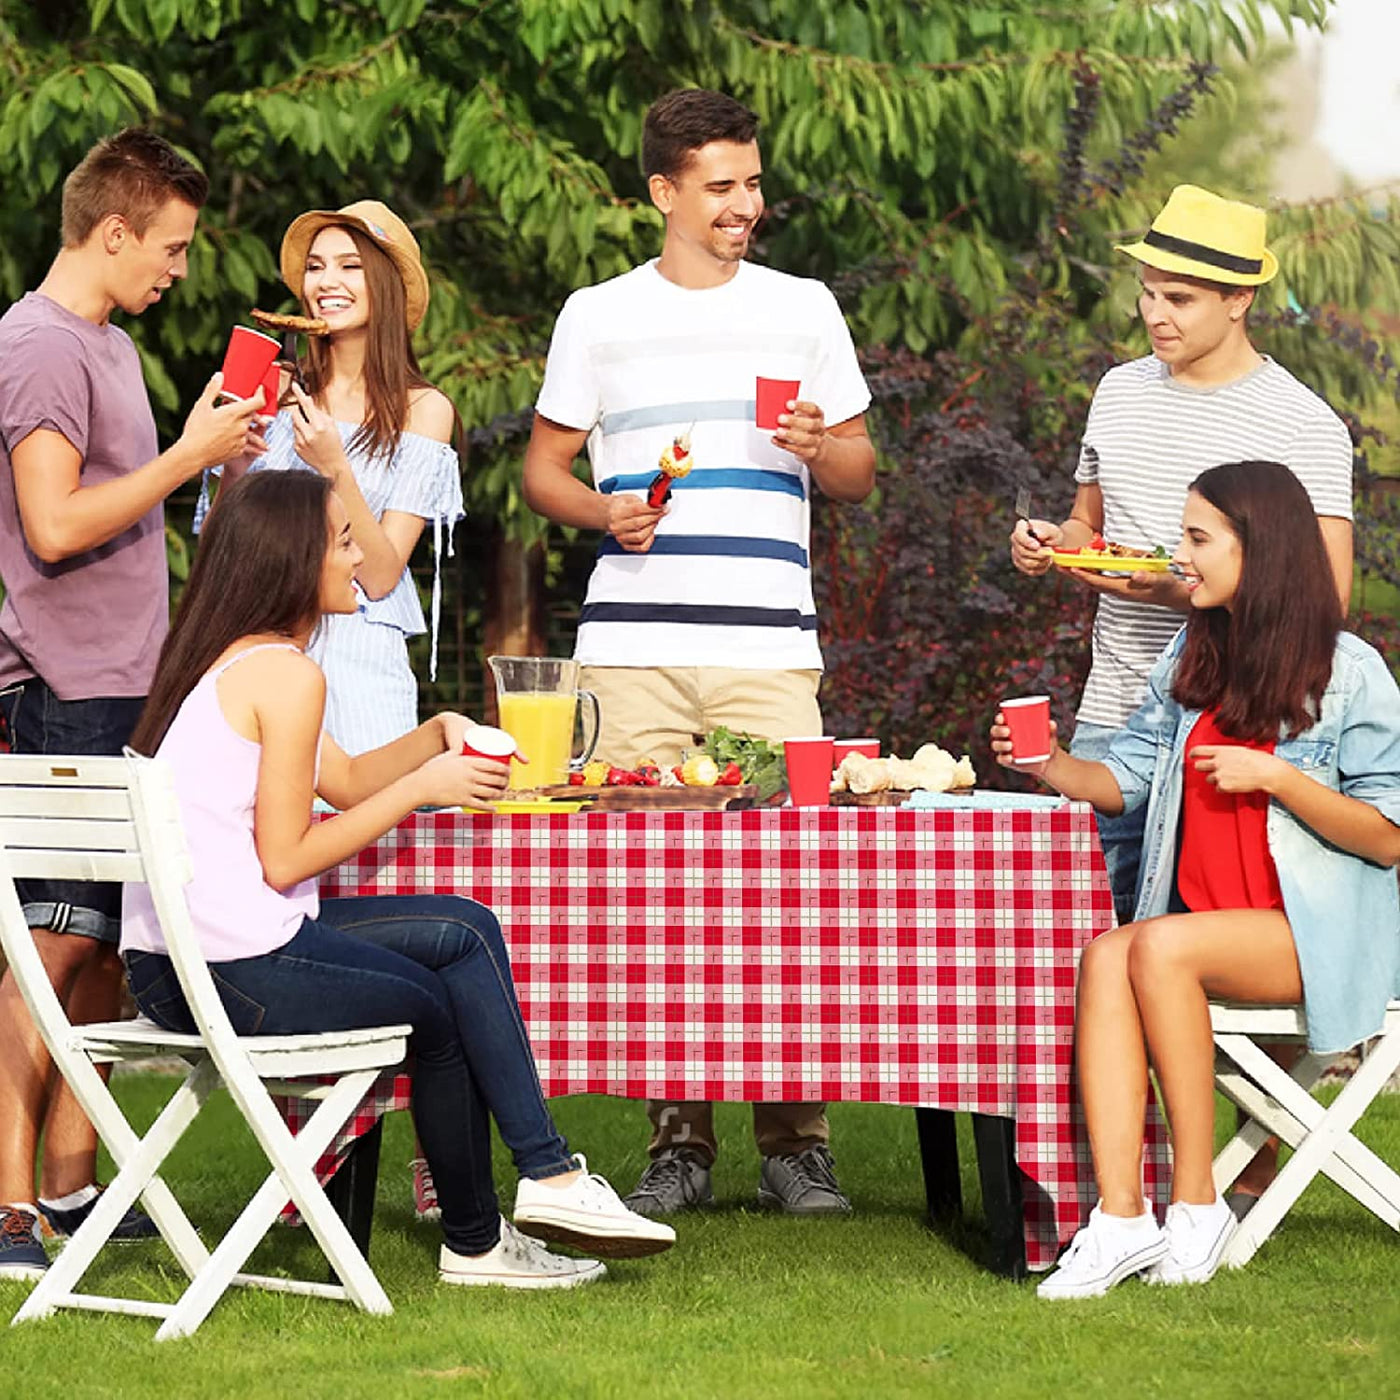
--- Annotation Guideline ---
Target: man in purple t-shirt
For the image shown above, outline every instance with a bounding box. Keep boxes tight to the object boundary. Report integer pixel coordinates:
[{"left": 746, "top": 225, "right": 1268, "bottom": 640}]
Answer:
[{"left": 0, "top": 129, "right": 264, "bottom": 1277}]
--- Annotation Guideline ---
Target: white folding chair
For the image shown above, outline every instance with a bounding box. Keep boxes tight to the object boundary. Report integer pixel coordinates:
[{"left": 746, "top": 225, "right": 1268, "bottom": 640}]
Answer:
[
  {"left": 1210, "top": 999, "right": 1400, "bottom": 1268},
  {"left": 0, "top": 752, "right": 410, "bottom": 1340}
]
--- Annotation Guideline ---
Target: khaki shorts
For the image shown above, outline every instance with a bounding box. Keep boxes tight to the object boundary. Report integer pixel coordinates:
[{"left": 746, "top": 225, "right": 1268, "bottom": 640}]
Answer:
[{"left": 578, "top": 666, "right": 822, "bottom": 768}]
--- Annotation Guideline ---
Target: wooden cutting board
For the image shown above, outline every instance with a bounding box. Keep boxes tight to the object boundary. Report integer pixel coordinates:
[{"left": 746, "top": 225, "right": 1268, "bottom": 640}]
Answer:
[{"left": 518, "top": 784, "right": 760, "bottom": 811}]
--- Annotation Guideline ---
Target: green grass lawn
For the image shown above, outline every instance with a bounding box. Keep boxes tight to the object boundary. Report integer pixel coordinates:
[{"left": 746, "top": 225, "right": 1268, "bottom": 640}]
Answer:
[{"left": 3, "top": 1080, "right": 1397, "bottom": 1400}]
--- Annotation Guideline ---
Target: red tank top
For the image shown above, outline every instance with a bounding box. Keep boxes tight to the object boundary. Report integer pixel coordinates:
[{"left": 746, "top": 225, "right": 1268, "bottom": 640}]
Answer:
[{"left": 1176, "top": 710, "right": 1285, "bottom": 914}]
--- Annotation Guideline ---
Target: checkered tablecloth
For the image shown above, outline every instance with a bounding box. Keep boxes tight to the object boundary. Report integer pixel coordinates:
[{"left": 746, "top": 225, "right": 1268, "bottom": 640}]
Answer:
[{"left": 283, "top": 803, "right": 1170, "bottom": 1269}]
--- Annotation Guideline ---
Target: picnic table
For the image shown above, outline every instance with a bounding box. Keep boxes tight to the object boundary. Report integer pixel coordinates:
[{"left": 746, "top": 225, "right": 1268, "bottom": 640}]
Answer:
[{"left": 293, "top": 797, "right": 1170, "bottom": 1273}]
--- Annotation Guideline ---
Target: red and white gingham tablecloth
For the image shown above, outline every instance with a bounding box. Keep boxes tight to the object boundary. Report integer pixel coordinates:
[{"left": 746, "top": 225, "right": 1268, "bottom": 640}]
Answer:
[{"left": 285, "top": 804, "right": 1170, "bottom": 1270}]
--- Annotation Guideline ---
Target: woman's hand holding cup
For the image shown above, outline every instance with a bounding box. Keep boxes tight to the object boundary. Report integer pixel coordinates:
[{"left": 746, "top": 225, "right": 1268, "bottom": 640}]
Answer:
[
  {"left": 417, "top": 750, "right": 512, "bottom": 811},
  {"left": 991, "top": 699, "right": 1060, "bottom": 780}
]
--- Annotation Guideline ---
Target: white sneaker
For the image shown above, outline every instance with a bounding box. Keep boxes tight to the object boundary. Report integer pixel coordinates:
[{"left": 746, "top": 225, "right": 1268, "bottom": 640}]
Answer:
[
  {"left": 439, "top": 1219, "right": 605, "bottom": 1290},
  {"left": 514, "top": 1154, "right": 676, "bottom": 1259},
  {"left": 1146, "top": 1198, "right": 1237, "bottom": 1286},
  {"left": 1036, "top": 1204, "right": 1168, "bottom": 1300}
]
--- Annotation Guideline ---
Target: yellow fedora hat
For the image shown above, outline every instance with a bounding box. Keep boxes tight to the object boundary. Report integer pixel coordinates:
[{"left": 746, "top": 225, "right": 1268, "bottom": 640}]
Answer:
[
  {"left": 280, "top": 199, "right": 430, "bottom": 331},
  {"left": 1116, "top": 184, "right": 1277, "bottom": 286}
]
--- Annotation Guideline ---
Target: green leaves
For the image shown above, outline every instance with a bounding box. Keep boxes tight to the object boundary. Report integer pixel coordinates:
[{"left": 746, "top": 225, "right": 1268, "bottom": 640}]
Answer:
[{"left": 0, "top": 0, "right": 1381, "bottom": 558}]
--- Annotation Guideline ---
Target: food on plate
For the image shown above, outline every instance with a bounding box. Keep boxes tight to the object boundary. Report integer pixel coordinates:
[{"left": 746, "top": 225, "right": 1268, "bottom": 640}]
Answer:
[
  {"left": 1051, "top": 534, "right": 1170, "bottom": 572},
  {"left": 647, "top": 426, "right": 694, "bottom": 507},
  {"left": 830, "top": 742, "right": 975, "bottom": 796},
  {"left": 250, "top": 307, "right": 330, "bottom": 336}
]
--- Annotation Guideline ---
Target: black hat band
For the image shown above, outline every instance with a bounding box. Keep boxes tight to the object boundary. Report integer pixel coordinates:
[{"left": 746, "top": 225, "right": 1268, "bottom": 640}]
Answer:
[{"left": 1143, "top": 229, "right": 1263, "bottom": 276}]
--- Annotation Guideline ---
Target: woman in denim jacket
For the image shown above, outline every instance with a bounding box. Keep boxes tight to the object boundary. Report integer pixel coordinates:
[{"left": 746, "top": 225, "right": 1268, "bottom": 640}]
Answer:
[{"left": 992, "top": 460, "right": 1400, "bottom": 1301}]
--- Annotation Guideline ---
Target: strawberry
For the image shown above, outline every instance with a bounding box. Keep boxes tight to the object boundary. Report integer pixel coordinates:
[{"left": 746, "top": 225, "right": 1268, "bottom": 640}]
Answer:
[{"left": 567, "top": 771, "right": 585, "bottom": 786}]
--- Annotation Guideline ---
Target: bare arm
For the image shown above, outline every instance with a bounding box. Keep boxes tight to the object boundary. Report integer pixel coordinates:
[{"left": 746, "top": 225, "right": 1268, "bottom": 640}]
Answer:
[
  {"left": 772, "top": 404, "right": 874, "bottom": 503},
  {"left": 1190, "top": 746, "right": 1400, "bottom": 868},
  {"left": 1320, "top": 516, "right": 1353, "bottom": 613},
  {"left": 522, "top": 411, "right": 665, "bottom": 552},
  {"left": 243, "top": 655, "right": 506, "bottom": 888},
  {"left": 12, "top": 375, "right": 264, "bottom": 563},
  {"left": 989, "top": 717, "right": 1127, "bottom": 816}
]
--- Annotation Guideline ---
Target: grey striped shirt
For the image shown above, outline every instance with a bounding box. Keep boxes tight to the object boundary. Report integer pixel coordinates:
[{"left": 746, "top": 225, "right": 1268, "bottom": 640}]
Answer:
[{"left": 1074, "top": 354, "right": 1353, "bottom": 729}]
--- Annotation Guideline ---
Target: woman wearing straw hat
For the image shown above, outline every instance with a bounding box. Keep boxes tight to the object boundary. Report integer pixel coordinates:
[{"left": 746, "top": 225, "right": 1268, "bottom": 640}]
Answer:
[
  {"left": 219, "top": 199, "right": 462, "bottom": 759},
  {"left": 217, "top": 199, "right": 464, "bottom": 1222},
  {"left": 1008, "top": 183, "right": 1355, "bottom": 1214}
]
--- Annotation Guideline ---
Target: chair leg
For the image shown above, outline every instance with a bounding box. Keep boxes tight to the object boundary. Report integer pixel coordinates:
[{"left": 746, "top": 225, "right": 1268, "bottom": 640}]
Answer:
[
  {"left": 1222, "top": 1030, "right": 1400, "bottom": 1268},
  {"left": 914, "top": 1107, "right": 962, "bottom": 1220},
  {"left": 972, "top": 1114, "right": 1026, "bottom": 1281},
  {"left": 14, "top": 1061, "right": 216, "bottom": 1325},
  {"left": 326, "top": 1117, "right": 383, "bottom": 1286}
]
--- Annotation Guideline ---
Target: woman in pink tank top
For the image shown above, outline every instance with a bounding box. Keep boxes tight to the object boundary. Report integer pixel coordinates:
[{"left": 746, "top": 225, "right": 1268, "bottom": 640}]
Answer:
[{"left": 120, "top": 470, "right": 675, "bottom": 1289}]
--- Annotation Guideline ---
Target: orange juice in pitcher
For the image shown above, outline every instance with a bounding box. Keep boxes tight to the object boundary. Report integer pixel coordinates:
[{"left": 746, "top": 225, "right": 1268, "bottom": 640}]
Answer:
[{"left": 488, "top": 657, "right": 600, "bottom": 789}]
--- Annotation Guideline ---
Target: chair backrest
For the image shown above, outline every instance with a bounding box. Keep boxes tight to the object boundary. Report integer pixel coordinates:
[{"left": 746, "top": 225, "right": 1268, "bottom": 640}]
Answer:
[{"left": 0, "top": 752, "right": 262, "bottom": 1074}]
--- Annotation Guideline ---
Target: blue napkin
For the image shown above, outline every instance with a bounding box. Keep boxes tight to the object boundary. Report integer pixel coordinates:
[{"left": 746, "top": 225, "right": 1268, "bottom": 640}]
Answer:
[{"left": 905, "top": 789, "right": 1068, "bottom": 812}]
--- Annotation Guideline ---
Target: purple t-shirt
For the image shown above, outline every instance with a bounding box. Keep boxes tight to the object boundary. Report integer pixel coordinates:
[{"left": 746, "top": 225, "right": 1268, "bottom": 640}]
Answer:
[{"left": 0, "top": 292, "right": 165, "bottom": 699}]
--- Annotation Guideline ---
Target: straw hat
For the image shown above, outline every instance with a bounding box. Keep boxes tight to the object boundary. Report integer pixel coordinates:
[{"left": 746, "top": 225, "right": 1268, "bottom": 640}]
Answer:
[
  {"left": 1115, "top": 184, "right": 1278, "bottom": 287},
  {"left": 280, "top": 199, "right": 430, "bottom": 330}
]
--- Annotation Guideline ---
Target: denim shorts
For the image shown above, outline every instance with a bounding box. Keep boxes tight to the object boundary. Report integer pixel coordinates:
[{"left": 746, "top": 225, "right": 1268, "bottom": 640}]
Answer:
[{"left": 0, "top": 676, "right": 146, "bottom": 943}]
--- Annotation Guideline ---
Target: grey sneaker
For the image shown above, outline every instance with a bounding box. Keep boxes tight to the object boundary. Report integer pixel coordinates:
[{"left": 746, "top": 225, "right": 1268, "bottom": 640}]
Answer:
[
  {"left": 757, "top": 1145, "right": 852, "bottom": 1215},
  {"left": 622, "top": 1148, "right": 714, "bottom": 1217}
]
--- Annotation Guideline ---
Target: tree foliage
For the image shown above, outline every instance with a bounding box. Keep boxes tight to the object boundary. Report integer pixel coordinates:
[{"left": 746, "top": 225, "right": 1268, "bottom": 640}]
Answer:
[
  {"left": 1, "top": 0, "right": 1397, "bottom": 729},
  {"left": 3, "top": 0, "right": 1393, "bottom": 533}
]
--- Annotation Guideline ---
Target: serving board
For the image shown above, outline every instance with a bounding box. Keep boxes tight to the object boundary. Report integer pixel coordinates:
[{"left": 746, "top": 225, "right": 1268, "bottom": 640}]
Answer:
[{"left": 515, "top": 784, "right": 760, "bottom": 811}]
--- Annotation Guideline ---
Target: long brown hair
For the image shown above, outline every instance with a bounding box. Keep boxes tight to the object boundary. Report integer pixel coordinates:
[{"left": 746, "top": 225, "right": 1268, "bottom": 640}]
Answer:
[
  {"left": 298, "top": 224, "right": 433, "bottom": 462},
  {"left": 131, "top": 472, "right": 333, "bottom": 756},
  {"left": 1172, "top": 460, "right": 1342, "bottom": 740}
]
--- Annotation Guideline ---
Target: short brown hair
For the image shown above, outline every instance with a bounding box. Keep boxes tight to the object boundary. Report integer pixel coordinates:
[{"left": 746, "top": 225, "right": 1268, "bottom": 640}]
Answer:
[
  {"left": 61, "top": 128, "right": 209, "bottom": 247},
  {"left": 642, "top": 90, "right": 759, "bottom": 181}
]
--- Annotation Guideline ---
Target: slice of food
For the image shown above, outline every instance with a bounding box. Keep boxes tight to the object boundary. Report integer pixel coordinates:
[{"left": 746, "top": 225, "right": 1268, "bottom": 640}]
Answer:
[{"left": 250, "top": 307, "right": 330, "bottom": 337}]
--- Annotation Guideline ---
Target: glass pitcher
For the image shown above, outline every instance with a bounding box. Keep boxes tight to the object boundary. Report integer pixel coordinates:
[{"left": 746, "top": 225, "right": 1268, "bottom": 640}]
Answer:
[{"left": 487, "top": 656, "right": 601, "bottom": 789}]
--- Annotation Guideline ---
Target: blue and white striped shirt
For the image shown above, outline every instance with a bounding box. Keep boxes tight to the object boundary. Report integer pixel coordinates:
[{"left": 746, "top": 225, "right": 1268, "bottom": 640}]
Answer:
[{"left": 537, "top": 260, "right": 870, "bottom": 670}]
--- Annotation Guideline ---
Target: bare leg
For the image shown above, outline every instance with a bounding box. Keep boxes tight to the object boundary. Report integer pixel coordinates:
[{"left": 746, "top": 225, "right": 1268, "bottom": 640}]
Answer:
[
  {"left": 1127, "top": 910, "right": 1302, "bottom": 1206},
  {"left": 1075, "top": 924, "right": 1153, "bottom": 1217},
  {"left": 0, "top": 931, "right": 105, "bottom": 1206},
  {"left": 38, "top": 943, "right": 124, "bottom": 1198}
]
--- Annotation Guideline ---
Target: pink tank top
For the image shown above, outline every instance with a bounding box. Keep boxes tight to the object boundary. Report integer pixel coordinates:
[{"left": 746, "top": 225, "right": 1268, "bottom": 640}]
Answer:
[{"left": 120, "top": 644, "right": 321, "bottom": 962}]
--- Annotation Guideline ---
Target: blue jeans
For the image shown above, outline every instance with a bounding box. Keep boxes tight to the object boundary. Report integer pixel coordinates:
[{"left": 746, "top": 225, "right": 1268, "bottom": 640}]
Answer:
[
  {"left": 124, "top": 894, "right": 573, "bottom": 1255},
  {"left": 0, "top": 677, "right": 145, "bottom": 942},
  {"left": 1070, "top": 721, "right": 1145, "bottom": 927}
]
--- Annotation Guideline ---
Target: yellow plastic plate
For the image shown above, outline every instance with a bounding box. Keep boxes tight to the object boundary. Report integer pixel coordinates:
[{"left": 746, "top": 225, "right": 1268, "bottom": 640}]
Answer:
[
  {"left": 1051, "top": 551, "right": 1170, "bottom": 573},
  {"left": 484, "top": 799, "right": 590, "bottom": 815}
]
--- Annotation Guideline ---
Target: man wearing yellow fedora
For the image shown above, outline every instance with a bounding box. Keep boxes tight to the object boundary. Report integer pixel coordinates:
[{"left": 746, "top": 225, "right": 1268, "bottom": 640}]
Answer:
[{"left": 1011, "top": 182, "right": 1354, "bottom": 916}]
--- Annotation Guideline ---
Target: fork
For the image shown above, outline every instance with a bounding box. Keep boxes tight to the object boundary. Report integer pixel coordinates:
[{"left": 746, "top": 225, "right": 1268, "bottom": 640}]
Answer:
[{"left": 1015, "top": 487, "right": 1042, "bottom": 544}]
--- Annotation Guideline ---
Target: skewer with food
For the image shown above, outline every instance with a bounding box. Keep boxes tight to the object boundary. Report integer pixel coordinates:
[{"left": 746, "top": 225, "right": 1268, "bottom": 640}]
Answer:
[{"left": 647, "top": 425, "right": 694, "bottom": 507}]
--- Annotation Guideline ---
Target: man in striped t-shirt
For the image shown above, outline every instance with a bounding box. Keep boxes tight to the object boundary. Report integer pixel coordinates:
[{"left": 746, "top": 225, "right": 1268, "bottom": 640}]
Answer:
[
  {"left": 1011, "top": 185, "right": 1353, "bottom": 923},
  {"left": 524, "top": 90, "right": 875, "bottom": 1220}
]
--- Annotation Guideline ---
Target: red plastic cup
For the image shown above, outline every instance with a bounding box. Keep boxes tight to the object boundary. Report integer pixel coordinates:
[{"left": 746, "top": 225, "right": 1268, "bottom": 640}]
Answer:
[
  {"left": 784, "top": 736, "right": 835, "bottom": 807},
  {"left": 257, "top": 361, "right": 282, "bottom": 418},
  {"left": 833, "top": 737, "right": 880, "bottom": 766},
  {"left": 219, "top": 326, "right": 281, "bottom": 401},
  {"left": 1002, "top": 696, "right": 1052, "bottom": 765},
  {"left": 461, "top": 724, "right": 520, "bottom": 767},
  {"left": 756, "top": 376, "right": 802, "bottom": 431}
]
